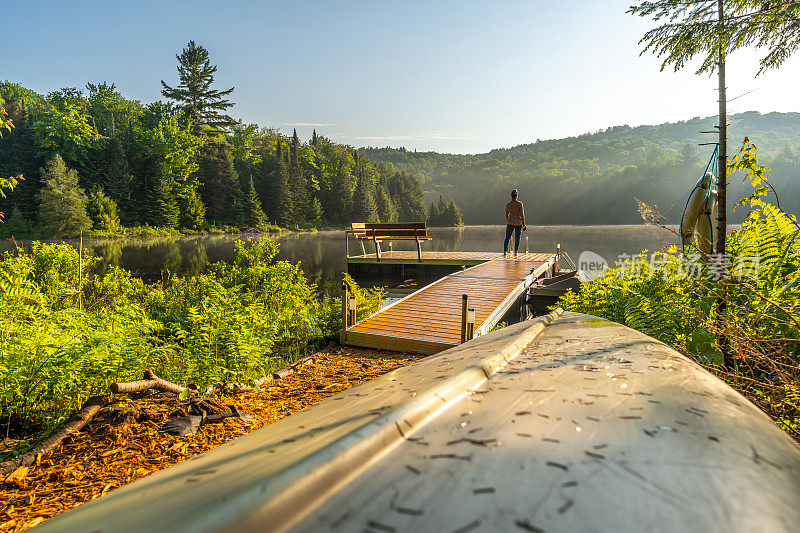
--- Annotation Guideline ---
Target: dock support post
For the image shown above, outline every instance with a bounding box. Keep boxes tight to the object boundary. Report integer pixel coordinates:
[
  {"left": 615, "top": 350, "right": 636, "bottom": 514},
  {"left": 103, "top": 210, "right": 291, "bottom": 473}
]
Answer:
[
  {"left": 460, "top": 294, "right": 468, "bottom": 343},
  {"left": 466, "top": 308, "right": 475, "bottom": 340},
  {"left": 556, "top": 243, "right": 561, "bottom": 273},
  {"left": 349, "top": 295, "right": 357, "bottom": 328},
  {"left": 341, "top": 283, "right": 348, "bottom": 344}
]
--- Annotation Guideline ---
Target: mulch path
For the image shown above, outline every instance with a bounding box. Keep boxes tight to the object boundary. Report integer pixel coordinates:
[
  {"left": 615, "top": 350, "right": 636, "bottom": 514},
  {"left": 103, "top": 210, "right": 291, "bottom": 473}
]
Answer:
[{"left": 0, "top": 346, "right": 421, "bottom": 532}]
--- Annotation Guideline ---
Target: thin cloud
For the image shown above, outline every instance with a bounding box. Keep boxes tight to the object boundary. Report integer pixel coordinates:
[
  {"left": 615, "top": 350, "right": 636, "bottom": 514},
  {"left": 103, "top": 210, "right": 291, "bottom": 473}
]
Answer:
[
  {"left": 282, "top": 122, "right": 335, "bottom": 127},
  {"left": 352, "top": 133, "right": 471, "bottom": 141}
]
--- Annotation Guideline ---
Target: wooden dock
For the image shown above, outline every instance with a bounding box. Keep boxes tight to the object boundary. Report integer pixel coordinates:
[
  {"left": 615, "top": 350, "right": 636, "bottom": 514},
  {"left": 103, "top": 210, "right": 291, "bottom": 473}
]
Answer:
[
  {"left": 347, "top": 250, "right": 544, "bottom": 265},
  {"left": 344, "top": 253, "right": 556, "bottom": 354}
]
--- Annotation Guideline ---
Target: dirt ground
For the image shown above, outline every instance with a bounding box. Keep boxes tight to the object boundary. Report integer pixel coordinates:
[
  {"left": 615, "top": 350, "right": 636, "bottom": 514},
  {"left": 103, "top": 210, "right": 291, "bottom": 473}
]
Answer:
[{"left": 0, "top": 346, "right": 421, "bottom": 532}]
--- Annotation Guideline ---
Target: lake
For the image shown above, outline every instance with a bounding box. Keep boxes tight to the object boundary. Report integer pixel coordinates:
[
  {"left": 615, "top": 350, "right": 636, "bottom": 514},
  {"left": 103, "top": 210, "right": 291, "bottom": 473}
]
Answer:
[{"left": 3, "top": 225, "right": 675, "bottom": 295}]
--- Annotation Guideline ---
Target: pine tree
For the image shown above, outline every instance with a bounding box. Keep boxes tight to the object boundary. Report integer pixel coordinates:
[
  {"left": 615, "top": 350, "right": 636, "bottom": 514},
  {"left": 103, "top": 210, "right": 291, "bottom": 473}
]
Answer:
[
  {"left": 446, "top": 200, "right": 464, "bottom": 226},
  {"left": 160, "top": 40, "right": 236, "bottom": 134},
  {"left": 0, "top": 206, "right": 32, "bottom": 238},
  {"left": 102, "top": 136, "right": 133, "bottom": 209},
  {"left": 86, "top": 189, "right": 121, "bottom": 231},
  {"left": 273, "top": 142, "right": 293, "bottom": 227},
  {"left": 37, "top": 155, "right": 92, "bottom": 237},
  {"left": 241, "top": 175, "right": 266, "bottom": 228},
  {"left": 428, "top": 202, "right": 439, "bottom": 226},
  {"left": 311, "top": 129, "right": 318, "bottom": 146},
  {"left": 150, "top": 175, "right": 179, "bottom": 228},
  {"left": 178, "top": 189, "right": 206, "bottom": 230},
  {"left": 197, "top": 138, "right": 241, "bottom": 221},
  {"left": 352, "top": 171, "right": 378, "bottom": 223},
  {"left": 289, "top": 129, "right": 310, "bottom": 226},
  {"left": 375, "top": 187, "right": 397, "bottom": 223}
]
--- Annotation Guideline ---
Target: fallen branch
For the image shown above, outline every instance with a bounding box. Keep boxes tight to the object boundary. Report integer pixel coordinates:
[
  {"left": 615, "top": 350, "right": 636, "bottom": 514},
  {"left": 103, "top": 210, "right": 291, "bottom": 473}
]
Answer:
[
  {"left": 204, "top": 354, "right": 319, "bottom": 395},
  {"left": 110, "top": 369, "right": 186, "bottom": 395},
  {"left": 1, "top": 395, "right": 106, "bottom": 476}
]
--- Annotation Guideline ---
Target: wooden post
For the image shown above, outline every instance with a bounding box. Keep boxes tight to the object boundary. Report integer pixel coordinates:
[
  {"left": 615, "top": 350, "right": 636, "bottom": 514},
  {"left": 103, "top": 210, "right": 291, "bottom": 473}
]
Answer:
[
  {"left": 466, "top": 308, "right": 475, "bottom": 341},
  {"left": 341, "top": 283, "right": 348, "bottom": 344},
  {"left": 349, "top": 295, "right": 357, "bottom": 328},
  {"left": 460, "top": 294, "right": 468, "bottom": 343}
]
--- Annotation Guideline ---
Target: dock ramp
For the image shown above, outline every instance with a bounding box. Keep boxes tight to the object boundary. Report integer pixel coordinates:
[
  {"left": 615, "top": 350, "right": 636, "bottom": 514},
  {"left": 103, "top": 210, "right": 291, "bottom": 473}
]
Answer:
[{"left": 345, "top": 253, "right": 556, "bottom": 354}]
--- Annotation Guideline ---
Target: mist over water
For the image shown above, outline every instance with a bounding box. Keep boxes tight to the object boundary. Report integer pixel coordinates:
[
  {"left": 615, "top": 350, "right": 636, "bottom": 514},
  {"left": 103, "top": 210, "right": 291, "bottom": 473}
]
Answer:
[{"left": 2, "top": 225, "right": 675, "bottom": 295}]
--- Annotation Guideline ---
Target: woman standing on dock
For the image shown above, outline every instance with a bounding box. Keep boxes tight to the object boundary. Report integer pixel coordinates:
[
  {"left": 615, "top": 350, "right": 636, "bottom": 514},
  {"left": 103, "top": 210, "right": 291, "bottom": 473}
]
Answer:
[{"left": 504, "top": 189, "right": 526, "bottom": 256}]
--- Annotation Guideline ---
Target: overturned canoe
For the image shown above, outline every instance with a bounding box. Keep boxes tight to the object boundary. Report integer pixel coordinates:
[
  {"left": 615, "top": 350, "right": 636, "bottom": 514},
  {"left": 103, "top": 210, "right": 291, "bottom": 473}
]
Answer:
[{"left": 36, "top": 311, "right": 800, "bottom": 532}]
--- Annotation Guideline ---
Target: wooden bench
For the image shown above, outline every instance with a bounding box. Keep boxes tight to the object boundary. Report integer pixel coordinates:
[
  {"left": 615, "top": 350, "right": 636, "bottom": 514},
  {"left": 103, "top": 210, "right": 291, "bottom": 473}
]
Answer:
[{"left": 346, "top": 222, "right": 432, "bottom": 261}]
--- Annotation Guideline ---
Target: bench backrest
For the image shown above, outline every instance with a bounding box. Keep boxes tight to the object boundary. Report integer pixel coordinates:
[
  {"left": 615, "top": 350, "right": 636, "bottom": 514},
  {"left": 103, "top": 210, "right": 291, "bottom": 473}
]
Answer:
[{"left": 350, "top": 222, "right": 428, "bottom": 239}]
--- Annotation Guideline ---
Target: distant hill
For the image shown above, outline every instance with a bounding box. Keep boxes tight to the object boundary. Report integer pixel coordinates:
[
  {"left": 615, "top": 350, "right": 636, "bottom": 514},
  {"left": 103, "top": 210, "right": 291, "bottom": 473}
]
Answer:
[{"left": 361, "top": 112, "right": 800, "bottom": 224}]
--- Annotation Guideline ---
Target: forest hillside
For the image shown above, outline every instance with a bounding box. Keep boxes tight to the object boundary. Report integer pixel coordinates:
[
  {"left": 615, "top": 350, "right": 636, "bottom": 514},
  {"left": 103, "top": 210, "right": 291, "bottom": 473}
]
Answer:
[{"left": 362, "top": 112, "right": 800, "bottom": 224}]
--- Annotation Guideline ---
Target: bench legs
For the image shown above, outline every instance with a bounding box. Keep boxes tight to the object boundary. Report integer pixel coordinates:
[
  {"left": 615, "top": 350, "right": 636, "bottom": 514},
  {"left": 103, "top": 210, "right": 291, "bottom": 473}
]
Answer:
[
  {"left": 374, "top": 237, "right": 381, "bottom": 261},
  {"left": 416, "top": 237, "right": 422, "bottom": 262}
]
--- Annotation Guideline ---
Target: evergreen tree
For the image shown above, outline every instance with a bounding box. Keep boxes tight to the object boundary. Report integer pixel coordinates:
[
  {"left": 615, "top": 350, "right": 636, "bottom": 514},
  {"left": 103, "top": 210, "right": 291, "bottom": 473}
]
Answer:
[
  {"left": 160, "top": 40, "right": 236, "bottom": 134},
  {"left": 428, "top": 202, "right": 439, "bottom": 226},
  {"left": 387, "top": 171, "right": 426, "bottom": 221},
  {"left": 289, "top": 129, "right": 310, "bottom": 226},
  {"left": 37, "top": 155, "right": 92, "bottom": 236},
  {"left": 273, "top": 142, "right": 293, "bottom": 227},
  {"left": 352, "top": 171, "right": 378, "bottom": 223},
  {"left": 178, "top": 189, "right": 206, "bottom": 230},
  {"left": 150, "top": 175, "right": 179, "bottom": 228},
  {"left": 86, "top": 189, "right": 121, "bottom": 231},
  {"left": 311, "top": 129, "right": 318, "bottom": 146},
  {"left": 241, "top": 175, "right": 266, "bottom": 227},
  {"left": 446, "top": 200, "right": 464, "bottom": 226},
  {"left": 197, "top": 137, "right": 241, "bottom": 221},
  {"left": 375, "top": 187, "right": 397, "bottom": 223},
  {"left": 0, "top": 206, "right": 32, "bottom": 238},
  {"left": 102, "top": 136, "right": 133, "bottom": 209}
]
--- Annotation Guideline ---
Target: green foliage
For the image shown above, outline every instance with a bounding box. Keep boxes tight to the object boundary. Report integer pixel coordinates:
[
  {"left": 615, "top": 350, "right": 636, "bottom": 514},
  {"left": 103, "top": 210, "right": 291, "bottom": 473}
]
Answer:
[
  {"left": 0, "top": 207, "right": 33, "bottom": 238},
  {"left": 629, "top": 1, "right": 800, "bottom": 75},
  {"left": 87, "top": 189, "right": 121, "bottom": 232},
  {"left": 37, "top": 155, "right": 92, "bottom": 237},
  {"left": 558, "top": 140, "right": 800, "bottom": 435},
  {"left": 1, "top": 79, "right": 434, "bottom": 234},
  {"left": 161, "top": 40, "right": 236, "bottom": 134},
  {"left": 29, "top": 96, "right": 100, "bottom": 165},
  {"left": 428, "top": 196, "right": 463, "bottom": 227},
  {"left": 0, "top": 239, "right": 383, "bottom": 435},
  {"left": 363, "top": 111, "right": 800, "bottom": 225}
]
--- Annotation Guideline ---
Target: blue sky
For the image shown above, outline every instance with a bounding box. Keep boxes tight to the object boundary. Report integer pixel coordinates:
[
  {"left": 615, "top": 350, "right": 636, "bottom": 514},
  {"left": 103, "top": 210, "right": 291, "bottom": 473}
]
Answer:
[{"left": 6, "top": 0, "right": 800, "bottom": 153}]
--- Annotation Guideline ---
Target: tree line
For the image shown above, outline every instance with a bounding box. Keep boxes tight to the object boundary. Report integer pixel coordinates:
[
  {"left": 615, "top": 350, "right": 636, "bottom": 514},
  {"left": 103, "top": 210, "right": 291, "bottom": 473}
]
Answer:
[
  {"left": 0, "top": 41, "right": 462, "bottom": 238},
  {"left": 362, "top": 111, "right": 800, "bottom": 225}
]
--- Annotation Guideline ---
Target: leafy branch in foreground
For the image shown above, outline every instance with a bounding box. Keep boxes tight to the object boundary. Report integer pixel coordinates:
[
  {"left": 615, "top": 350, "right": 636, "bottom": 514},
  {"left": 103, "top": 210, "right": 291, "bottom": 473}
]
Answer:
[{"left": 629, "top": 0, "right": 800, "bottom": 74}]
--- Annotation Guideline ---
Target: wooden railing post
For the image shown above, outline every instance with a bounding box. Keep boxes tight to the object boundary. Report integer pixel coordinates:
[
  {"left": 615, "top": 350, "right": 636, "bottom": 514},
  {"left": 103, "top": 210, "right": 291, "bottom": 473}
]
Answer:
[
  {"left": 341, "top": 283, "right": 348, "bottom": 344},
  {"left": 466, "top": 307, "right": 475, "bottom": 341},
  {"left": 460, "top": 294, "right": 468, "bottom": 343},
  {"left": 349, "top": 295, "right": 357, "bottom": 328}
]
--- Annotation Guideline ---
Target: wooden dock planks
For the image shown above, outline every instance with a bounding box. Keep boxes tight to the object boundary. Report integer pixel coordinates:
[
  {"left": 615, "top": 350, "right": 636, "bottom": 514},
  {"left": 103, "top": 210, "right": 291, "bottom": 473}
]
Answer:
[
  {"left": 345, "top": 255, "right": 556, "bottom": 354},
  {"left": 347, "top": 251, "right": 554, "bottom": 265}
]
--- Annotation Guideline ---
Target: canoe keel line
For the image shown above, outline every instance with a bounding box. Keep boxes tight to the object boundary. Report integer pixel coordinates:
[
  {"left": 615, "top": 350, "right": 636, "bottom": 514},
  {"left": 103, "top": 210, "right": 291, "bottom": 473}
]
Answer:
[{"left": 36, "top": 311, "right": 800, "bottom": 532}]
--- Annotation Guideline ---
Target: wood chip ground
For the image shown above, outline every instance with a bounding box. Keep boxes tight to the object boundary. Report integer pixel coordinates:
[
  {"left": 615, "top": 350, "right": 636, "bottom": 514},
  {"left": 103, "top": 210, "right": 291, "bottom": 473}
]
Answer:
[{"left": 0, "top": 347, "right": 421, "bottom": 532}]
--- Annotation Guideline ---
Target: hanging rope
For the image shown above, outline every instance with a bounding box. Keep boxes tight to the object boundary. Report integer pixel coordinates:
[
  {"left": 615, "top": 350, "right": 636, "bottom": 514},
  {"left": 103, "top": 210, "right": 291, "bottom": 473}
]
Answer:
[{"left": 680, "top": 144, "right": 719, "bottom": 254}]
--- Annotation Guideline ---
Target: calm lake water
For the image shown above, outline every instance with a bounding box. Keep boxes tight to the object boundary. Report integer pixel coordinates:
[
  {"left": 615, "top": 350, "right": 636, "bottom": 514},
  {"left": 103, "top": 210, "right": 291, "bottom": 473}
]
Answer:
[{"left": 4, "top": 225, "right": 675, "bottom": 295}]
